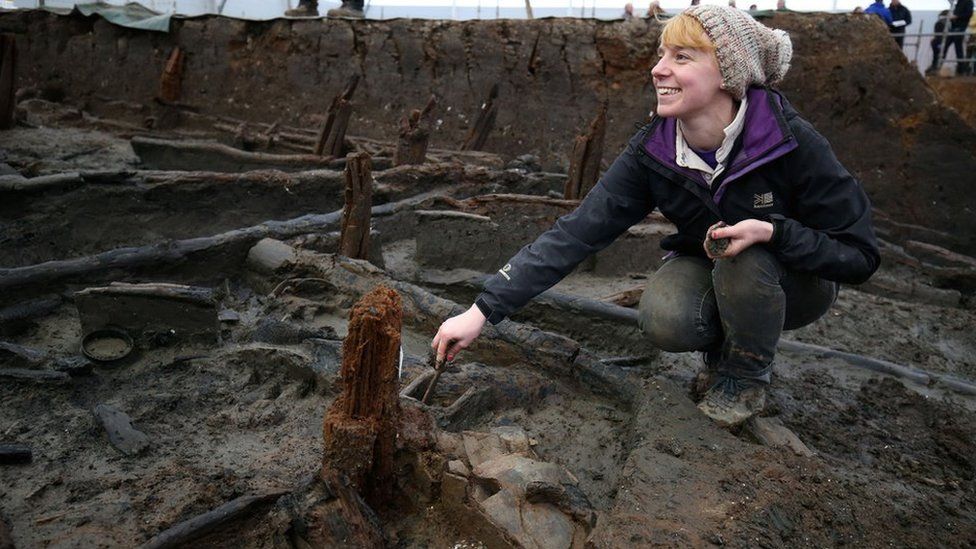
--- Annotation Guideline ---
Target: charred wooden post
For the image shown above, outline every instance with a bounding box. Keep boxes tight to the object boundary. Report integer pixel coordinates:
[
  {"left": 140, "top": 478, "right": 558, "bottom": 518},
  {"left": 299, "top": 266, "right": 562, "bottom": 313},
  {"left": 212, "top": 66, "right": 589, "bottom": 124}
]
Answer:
[
  {"left": 461, "top": 83, "right": 499, "bottom": 151},
  {"left": 321, "top": 286, "right": 402, "bottom": 509},
  {"left": 0, "top": 34, "right": 16, "bottom": 130},
  {"left": 394, "top": 95, "right": 437, "bottom": 166},
  {"left": 159, "top": 47, "right": 185, "bottom": 103},
  {"left": 339, "top": 152, "right": 373, "bottom": 260},
  {"left": 314, "top": 75, "right": 360, "bottom": 157},
  {"left": 564, "top": 106, "right": 607, "bottom": 200}
]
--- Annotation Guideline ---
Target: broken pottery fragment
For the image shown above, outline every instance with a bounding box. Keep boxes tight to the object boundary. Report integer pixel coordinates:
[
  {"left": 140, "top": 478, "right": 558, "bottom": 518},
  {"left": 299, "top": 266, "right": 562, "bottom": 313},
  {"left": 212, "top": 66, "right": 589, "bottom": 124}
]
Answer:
[
  {"left": 490, "top": 425, "right": 532, "bottom": 455},
  {"left": 441, "top": 472, "right": 469, "bottom": 506},
  {"left": 92, "top": 404, "right": 150, "bottom": 456},
  {"left": 480, "top": 488, "right": 577, "bottom": 549},
  {"left": 462, "top": 431, "right": 507, "bottom": 469},
  {"left": 472, "top": 454, "right": 575, "bottom": 498},
  {"left": 448, "top": 459, "right": 470, "bottom": 477},
  {"left": 525, "top": 481, "right": 597, "bottom": 527}
]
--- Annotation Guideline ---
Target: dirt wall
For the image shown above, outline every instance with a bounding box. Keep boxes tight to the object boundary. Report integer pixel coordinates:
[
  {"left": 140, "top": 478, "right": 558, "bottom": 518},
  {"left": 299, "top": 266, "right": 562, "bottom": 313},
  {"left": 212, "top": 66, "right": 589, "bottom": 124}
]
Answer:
[{"left": 3, "top": 10, "right": 976, "bottom": 252}]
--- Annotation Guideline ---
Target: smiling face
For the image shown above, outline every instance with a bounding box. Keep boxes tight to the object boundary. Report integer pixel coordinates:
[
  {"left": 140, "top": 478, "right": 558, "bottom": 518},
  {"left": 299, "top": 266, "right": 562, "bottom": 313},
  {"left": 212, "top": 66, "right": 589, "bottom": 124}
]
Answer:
[
  {"left": 651, "top": 15, "right": 728, "bottom": 123},
  {"left": 651, "top": 45, "right": 726, "bottom": 121}
]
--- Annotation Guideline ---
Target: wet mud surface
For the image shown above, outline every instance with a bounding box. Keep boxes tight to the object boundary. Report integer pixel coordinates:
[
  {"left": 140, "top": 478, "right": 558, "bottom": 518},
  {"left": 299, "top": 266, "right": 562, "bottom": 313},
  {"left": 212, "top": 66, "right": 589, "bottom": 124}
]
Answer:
[{"left": 2, "top": 15, "right": 976, "bottom": 546}]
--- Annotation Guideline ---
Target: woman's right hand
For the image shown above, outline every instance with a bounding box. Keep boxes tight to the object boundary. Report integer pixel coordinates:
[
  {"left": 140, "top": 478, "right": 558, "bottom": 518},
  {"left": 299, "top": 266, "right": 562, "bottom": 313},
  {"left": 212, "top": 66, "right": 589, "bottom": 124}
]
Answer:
[{"left": 431, "top": 304, "right": 487, "bottom": 362}]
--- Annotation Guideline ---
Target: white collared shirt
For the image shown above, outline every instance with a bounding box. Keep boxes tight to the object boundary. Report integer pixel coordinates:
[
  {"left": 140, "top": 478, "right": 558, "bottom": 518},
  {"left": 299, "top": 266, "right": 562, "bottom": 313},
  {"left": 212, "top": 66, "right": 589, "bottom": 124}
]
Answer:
[{"left": 675, "top": 94, "right": 749, "bottom": 186}]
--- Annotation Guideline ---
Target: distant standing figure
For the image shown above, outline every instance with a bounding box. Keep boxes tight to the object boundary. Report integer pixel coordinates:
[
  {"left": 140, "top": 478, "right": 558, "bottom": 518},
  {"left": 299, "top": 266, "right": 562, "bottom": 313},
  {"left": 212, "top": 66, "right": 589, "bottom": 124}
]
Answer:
[
  {"left": 749, "top": 3, "right": 758, "bottom": 10},
  {"left": 623, "top": 2, "right": 635, "bottom": 19},
  {"left": 864, "top": 0, "right": 893, "bottom": 25},
  {"left": 690, "top": 0, "right": 700, "bottom": 6},
  {"left": 647, "top": 1, "right": 666, "bottom": 18},
  {"left": 888, "top": 0, "right": 911, "bottom": 47},
  {"left": 728, "top": 0, "right": 737, "bottom": 7},
  {"left": 944, "top": 0, "right": 974, "bottom": 75},
  {"left": 776, "top": 0, "right": 787, "bottom": 11},
  {"left": 927, "top": 10, "right": 950, "bottom": 74},
  {"left": 965, "top": 10, "right": 976, "bottom": 75},
  {"left": 853, "top": 6, "right": 863, "bottom": 14}
]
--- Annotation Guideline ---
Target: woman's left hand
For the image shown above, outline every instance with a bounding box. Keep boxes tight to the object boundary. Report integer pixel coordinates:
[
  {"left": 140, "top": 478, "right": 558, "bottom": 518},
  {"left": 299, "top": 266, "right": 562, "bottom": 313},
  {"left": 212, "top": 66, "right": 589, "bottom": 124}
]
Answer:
[{"left": 704, "top": 219, "right": 774, "bottom": 259}]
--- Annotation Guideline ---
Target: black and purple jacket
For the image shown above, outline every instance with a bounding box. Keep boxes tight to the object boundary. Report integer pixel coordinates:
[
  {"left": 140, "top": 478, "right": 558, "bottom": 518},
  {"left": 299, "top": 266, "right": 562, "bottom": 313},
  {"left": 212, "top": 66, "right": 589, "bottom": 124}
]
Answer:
[{"left": 475, "top": 87, "right": 880, "bottom": 325}]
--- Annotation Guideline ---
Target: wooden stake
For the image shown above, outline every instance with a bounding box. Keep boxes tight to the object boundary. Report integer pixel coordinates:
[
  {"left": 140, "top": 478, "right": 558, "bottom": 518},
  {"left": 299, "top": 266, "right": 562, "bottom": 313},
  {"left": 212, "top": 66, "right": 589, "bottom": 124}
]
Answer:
[
  {"left": 159, "top": 47, "right": 185, "bottom": 103},
  {"left": 339, "top": 152, "right": 373, "bottom": 260},
  {"left": 461, "top": 83, "right": 499, "bottom": 151},
  {"left": 315, "top": 75, "right": 360, "bottom": 157},
  {"left": 394, "top": 95, "right": 437, "bottom": 166},
  {"left": 564, "top": 106, "right": 607, "bottom": 199},
  {"left": 0, "top": 34, "right": 16, "bottom": 130},
  {"left": 321, "top": 285, "right": 402, "bottom": 509}
]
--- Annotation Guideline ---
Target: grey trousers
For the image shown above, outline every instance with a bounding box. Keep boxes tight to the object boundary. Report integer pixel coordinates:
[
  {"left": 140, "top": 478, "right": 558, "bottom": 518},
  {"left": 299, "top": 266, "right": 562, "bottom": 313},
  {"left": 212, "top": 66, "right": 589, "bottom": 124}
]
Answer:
[{"left": 637, "top": 247, "right": 838, "bottom": 383}]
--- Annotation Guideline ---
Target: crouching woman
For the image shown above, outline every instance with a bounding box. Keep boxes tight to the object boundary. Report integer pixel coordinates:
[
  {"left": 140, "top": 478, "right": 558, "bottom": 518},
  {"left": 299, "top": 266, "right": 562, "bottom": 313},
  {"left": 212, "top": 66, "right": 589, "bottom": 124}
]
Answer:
[{"left": 431, "top": 5, "right": 880, "bottom": 427}]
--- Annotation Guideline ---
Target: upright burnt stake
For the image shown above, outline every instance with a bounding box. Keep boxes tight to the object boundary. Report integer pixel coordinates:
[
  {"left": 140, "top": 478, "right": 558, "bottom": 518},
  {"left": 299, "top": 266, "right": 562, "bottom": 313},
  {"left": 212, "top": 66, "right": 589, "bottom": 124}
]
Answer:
[
  {"left": 0, "top": 35, "right": 16, "bottom": 130},
  {"left": 461, "top": 83, "right": 499, "bottom": 151},
  {"left": 394, "top": 95, "right": 437, "bottom": 166},
  {"left": 564, "top": 106, "right": 607, "bottom": 200},
  {"left": 321, "top": 286, "right": 402, "bottom": 508},
  {"left": 159, "top": 47, "right": 185, "bottom": 103},
  {"left": 314, "top": 75, "right": 359, "bottom": 157},
  {"left": 338, "top": 152, "right": 373, "bottom": 260}
]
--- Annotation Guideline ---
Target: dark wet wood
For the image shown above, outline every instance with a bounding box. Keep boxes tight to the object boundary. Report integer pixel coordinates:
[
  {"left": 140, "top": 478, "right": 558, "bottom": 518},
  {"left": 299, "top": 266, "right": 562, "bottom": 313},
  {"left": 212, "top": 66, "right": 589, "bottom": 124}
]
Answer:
[
  {"left": 0, "top": 189, "right": 438, "bottom": 295},
  {"left": 158, "top": 47, "right": 184, "bottom": 103},
  {"left": 321, "top": 286, "right": 402, "bottom": 508},
  {"left": 0, "top": 295, "right": 62, "bottom": 336},
  {"left": 339, "top": 153, "right": 373, "bottom": 260},
  {"left": 131, "top": 137, "right": 336, "bottom": 173},
  {"left": 0, "top": 34, "right": 14, "bottom": 130},
  {"left": 0, "top": 443, "right": 32, "bottom": 465},
  {"left": 140, "top": 491, "right": 287, "bottom": 549},
  {"left": 314, "top": 75, "right": 359, "bottom": 157},
  {"left": 564, "top": 106, "right": 606, "bottom": 200},
  {"left": 395, "top": 95, "right": 436, "bottom": 166},
  {"left": 0, "top": 368, "right": 69, "bottom": 383},
  {"left": 461, "top": 83, "right": 499, "bottom": 151}
]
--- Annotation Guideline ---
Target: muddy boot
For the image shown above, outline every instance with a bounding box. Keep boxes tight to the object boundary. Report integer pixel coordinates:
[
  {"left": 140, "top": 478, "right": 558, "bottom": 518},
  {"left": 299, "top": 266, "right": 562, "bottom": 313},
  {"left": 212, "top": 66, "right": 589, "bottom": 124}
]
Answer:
[
  {"left": 690, "top": 349, "right": 721, "bottom": 402},
  {"left": 696, "top": 376, "right": 766, "bottom": 428},
  {"left": 285, "top": 0, "right": 319, "bottom": 16},
  {"left": 327, "top": 0, "right": 364, "bottom": 18}
]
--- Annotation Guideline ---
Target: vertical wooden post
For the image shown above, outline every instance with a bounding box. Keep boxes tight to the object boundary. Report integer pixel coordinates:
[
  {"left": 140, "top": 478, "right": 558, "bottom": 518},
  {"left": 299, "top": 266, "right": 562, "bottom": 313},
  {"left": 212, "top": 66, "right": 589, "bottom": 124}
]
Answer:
[
  {"left": 461, "top": 83, "right": 499, "bottom": 151},
  {"left": 564, "top": 106, "right": 607, "bottom": 200},
  {"left": 394, "top": 95, "right": 436, "bottom": 166},
  {"left": 315, "top": 75, "right": 359, "bottom": 157},
  {"left": 339, "top": 152, "right": 373, "bottom": 260},
  {"left": 159, "top": 47, "right": 185, "bottom": 103},
  {"left": 0, "top": 35, "right": 17, "bottom": 130},
  {"left": 321, "top": 285, "right": 402, "bottom": 509},
  {"left": 564, "top": 135, "right": 589, "bottom": 200}
]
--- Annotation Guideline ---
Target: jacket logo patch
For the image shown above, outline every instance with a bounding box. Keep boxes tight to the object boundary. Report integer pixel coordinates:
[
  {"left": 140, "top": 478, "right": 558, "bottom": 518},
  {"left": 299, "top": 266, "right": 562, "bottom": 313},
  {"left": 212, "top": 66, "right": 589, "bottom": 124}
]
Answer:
[
  {"left": 753, "top": 192, "right": 774, "bottom": 209},
  {"left": 498, "top": 263, "right": 512, "bottom": 281}
]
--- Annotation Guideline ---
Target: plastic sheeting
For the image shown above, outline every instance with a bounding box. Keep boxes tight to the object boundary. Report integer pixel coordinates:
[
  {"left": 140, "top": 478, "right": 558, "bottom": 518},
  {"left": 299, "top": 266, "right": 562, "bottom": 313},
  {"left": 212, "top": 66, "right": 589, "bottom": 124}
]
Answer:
[{"left": 42, "top": 2, "right": 174, "bottom": 32}]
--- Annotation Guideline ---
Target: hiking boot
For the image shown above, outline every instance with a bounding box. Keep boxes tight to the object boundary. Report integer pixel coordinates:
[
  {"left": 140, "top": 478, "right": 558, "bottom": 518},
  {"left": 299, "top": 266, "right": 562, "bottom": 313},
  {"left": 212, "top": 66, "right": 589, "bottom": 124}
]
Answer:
[
  {"left": 690, "top": 349, "right": 721, "bottom": 402},
  {"left": 697, "top": 376, "right": 766, "bottom": 428},
  {"left": 327, "top": 0, "right": 364, "bottom": 17},
  {"left": 285, "top": 0, "right": 318, "bottom": 16}
]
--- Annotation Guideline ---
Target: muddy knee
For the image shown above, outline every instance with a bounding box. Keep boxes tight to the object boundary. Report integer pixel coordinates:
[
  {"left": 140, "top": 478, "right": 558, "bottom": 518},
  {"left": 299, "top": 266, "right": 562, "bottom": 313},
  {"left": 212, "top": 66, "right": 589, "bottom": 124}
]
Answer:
[{"left": 638, "top": 258, "right": 719, "bottom": 352}]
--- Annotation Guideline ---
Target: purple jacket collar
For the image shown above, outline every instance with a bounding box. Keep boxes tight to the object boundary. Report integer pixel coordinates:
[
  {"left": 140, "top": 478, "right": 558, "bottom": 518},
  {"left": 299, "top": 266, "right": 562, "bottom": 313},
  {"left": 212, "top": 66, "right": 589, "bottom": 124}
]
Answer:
[{"left": 642, "top": 87, "right": 798, "bottom": 203}]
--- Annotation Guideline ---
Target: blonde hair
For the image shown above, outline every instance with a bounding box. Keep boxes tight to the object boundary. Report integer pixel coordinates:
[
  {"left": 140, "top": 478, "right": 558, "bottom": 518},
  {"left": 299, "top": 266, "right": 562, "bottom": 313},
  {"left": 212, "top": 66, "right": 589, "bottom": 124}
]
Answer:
[{"left": 660, "top": 13, "right": 715, "bottom": 52}]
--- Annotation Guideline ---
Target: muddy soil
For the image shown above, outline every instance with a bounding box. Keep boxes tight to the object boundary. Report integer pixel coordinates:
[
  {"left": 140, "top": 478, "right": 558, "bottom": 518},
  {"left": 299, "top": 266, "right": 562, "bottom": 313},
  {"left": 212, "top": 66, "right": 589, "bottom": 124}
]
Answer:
[{"left": 2, "top": 83, "right": 976, "bottom": 548}]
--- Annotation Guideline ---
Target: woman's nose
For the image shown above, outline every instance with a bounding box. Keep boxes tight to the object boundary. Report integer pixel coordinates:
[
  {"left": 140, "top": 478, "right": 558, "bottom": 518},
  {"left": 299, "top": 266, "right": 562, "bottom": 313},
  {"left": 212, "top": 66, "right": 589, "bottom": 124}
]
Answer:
[{"left": 651, "top": 57, "right": 668, "bottom": 78}]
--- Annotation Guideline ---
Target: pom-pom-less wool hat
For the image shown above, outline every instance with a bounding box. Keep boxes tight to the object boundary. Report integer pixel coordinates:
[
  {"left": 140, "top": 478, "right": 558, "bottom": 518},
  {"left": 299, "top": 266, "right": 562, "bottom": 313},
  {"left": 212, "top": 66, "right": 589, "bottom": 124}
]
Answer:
[{"left": 685, "top": 5, "right": 793, "bottom": 99}]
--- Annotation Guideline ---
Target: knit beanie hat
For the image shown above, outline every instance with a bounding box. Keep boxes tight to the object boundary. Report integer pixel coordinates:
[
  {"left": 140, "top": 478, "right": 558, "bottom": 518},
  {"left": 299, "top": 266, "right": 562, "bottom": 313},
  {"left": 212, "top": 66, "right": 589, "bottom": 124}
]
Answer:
[{"left": 685, "top": 5, "right": 793, "bottom": 99}]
